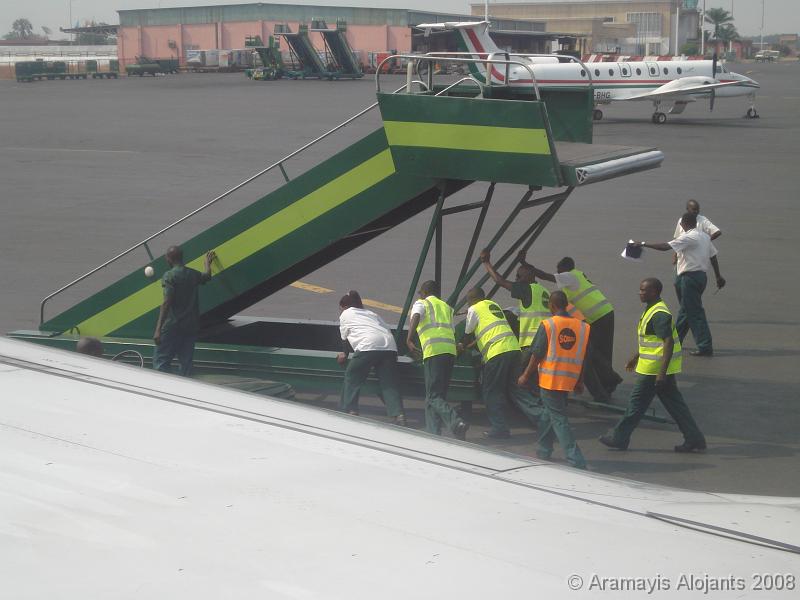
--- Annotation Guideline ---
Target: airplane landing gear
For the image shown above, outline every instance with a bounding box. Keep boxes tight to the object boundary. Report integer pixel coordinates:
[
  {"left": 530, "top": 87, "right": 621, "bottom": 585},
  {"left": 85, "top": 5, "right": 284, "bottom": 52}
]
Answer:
[
  {"left": 651, "top": 112, "right": 667, "bottom": 124},
  {"left": 745, "top": 107, "right": 760, "bottom": 119},
  {"left": 592, "top": 108, "right": 603, "bottom": 121}
]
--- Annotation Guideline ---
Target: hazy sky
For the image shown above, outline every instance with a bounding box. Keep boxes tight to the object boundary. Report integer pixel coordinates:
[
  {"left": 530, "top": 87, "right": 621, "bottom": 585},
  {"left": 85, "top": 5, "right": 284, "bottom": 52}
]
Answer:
[{"left": 2, "top": 0, "right": 795, "bottom": 40}]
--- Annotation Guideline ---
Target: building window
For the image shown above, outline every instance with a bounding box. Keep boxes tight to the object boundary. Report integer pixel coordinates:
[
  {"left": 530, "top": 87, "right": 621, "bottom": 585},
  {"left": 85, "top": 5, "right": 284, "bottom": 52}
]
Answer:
[
  {"left": 627, "top": 12, "right": 662, "bottom": 36},
  {"left": 602, "top": 17, "right": 614, "bottom": 23}
]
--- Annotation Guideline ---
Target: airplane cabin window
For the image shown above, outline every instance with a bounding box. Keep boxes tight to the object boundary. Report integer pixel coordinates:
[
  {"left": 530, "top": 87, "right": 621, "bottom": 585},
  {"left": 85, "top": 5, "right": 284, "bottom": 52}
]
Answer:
[
  {"left": 636, "top": 68, "right": 642, "bottom": 75},
  {"left": 663, "top": 67, "right": 669, "bottom": 75},
  {"left": 580, "top": 69, "right": 586, "bottom": 77},
  {"left": 608, "top": 68, "right": 614, "bottom": 76},
  {"left": 594, "top": 68, "right": 600, "bottom": 76},
  {"left": 677, "top": 67, "right": 682, "bottom": 74},
  {"left": 649, "top": 67, "right": 656, "bottom": 74},
  {"left": 622, "top": 68, "right": 628, "bottom": 75}
]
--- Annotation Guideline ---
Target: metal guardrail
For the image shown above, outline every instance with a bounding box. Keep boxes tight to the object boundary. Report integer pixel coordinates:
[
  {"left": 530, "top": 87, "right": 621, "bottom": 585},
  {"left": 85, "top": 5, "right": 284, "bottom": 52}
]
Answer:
[
  {"left": 376, "top": 53, "right": 542, "bottom": 100},
  {"left": 38, "top": 82, "right": 427, "bottom": 325}
]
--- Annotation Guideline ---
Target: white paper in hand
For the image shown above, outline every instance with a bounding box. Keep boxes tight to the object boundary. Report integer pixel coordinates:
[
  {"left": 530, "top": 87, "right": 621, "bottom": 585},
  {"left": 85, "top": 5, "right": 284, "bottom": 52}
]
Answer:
[{"left": 621, "top": 240, "right": 644, "bottom": 262}]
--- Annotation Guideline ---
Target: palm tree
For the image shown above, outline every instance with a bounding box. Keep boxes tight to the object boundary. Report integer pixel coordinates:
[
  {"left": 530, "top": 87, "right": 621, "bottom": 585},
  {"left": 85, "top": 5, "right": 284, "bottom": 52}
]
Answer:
[
  {"left": 704, "top": 7, "right": 734, "bottom": 39},
  {"left": 717, "top": 23, "right": 739, "bottom": 53}
]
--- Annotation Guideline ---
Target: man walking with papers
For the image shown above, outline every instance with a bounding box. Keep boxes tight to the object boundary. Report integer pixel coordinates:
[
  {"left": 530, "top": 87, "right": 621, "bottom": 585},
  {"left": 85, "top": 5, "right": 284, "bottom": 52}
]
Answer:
[{"left": 632, "top": 212, "right": 726, "bottom": 356}]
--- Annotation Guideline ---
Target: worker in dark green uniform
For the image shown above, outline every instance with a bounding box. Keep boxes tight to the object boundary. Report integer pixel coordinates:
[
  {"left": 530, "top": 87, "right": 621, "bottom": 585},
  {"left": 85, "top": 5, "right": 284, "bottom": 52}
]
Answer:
[
  {"left": 406, "top": 280, "right": 469, "bottom": 439},
  {"left": 460, "top": 287, "right": 528, "bottom": 439},
  {"left": 479, "top": 249, "right": 550, "bottom": 402},
  {"left": 153, "top": 246, "right": 215, "bottom": 377},
  {"left": 599, "top": 278, "right": 706, "bottom": 452}
]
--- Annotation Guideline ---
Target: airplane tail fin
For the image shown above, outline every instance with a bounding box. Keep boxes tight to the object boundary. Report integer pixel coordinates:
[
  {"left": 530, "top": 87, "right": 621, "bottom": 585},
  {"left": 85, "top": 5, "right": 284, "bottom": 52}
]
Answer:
[{"left": 414, "top": 21, "right": 502, "bottom": 84}]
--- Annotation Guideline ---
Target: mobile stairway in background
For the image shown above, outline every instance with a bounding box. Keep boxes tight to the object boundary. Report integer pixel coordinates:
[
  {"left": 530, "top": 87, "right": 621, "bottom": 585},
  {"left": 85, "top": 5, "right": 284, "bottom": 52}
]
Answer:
[
  {"left": 275, "top": 23, "right": 331, "bottom": 79},
  {"left": 311, "top": 19, "right": 364, "bottom": 79},
  {"left": 12, "top": 55, "right": 666, "bottom": 415}
]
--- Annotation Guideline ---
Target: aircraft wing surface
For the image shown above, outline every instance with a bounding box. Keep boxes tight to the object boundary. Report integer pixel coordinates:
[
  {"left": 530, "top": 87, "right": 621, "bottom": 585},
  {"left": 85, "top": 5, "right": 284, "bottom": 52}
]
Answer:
[
  {"left": 1, "top": 338, "right": 798, "bottom": 599},
  {"left": 624, "top": 80, "right": 742, "bottom": 101}
]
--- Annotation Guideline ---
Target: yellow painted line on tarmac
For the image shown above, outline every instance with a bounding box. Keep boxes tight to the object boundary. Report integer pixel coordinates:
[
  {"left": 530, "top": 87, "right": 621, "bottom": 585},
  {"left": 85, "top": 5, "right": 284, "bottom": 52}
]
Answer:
[
  {"left": 290, "top": 280, "right": 403, "bottom": 313},
  {"left": 290, "top": 281, "right": 334, "bottom": 294},
  {"left": 361, "top": 299, "right": 403, "bottom": 314}
]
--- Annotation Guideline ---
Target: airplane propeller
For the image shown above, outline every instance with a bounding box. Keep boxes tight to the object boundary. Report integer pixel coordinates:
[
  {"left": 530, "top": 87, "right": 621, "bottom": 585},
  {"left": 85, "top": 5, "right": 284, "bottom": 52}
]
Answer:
[{"left": 710, "top": 53, "right": 718, "bottom": 112}]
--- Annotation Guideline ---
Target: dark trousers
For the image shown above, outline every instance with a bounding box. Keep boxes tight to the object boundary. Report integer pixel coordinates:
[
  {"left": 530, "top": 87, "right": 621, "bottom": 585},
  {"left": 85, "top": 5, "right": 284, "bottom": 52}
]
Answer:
[
  {"left": 508, "top": 349, "right": 543, "bottom": 426},
  {"left": 481, "top": 351, "right": 518, "bottom": 435},
  {"left": 423, "top": 353, "right": 460, "bottom": 435},
  {"left": 340, "top": 351, "right": 403, "bottom": 417},
  {"left": 538, "top": 389, "right": 586, "bottom": 468},
  {"left": 581, "top": 312, "right": 623, "bottom": 402},
  {"left": 610, "top": 374, "right": 705, "bottom": 447},
  {"left": 153, "top": 329, "right": 196, "bottom": 377},
  {"left": 675, "top": 270, "right": 712, "bottom": 352}
]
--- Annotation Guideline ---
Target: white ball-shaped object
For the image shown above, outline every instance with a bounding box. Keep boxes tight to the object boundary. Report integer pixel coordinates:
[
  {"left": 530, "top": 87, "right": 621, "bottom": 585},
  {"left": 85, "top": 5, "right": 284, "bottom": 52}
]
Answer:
[{"left": 144, "top": 266, "right": 155, "bottom": 278}]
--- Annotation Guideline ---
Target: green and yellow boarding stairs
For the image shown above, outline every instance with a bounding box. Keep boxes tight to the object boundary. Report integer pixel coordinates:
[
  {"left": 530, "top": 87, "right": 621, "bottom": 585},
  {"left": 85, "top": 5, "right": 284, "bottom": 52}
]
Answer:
[{"left": 11, "top": 55, "right": 664, "bottom": 407}]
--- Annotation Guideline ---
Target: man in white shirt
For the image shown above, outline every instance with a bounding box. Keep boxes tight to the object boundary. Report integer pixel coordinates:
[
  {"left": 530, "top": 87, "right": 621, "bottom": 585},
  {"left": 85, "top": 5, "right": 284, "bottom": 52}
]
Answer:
[
  {"left": 673, "top": 199, "right": 721, "bottom": 267},
  {"left": 673, "top": 199, "right": 722, "bottom": 241},
  {"left": 635, "top": 213, "right": 726, "bottom": 356},
  {"left": 337, "top": 291, "right": 405, "bottom": 424}
]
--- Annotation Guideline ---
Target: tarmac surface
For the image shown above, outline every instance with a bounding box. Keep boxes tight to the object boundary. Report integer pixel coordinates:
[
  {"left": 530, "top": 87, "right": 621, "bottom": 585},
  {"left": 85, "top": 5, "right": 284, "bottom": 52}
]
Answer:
[{"left": 2, "top": 64, "right": 799, "bottom": 496}]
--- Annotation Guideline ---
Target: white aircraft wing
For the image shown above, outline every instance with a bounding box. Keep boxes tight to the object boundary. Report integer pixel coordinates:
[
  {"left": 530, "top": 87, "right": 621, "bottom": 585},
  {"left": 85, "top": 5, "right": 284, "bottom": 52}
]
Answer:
[
  {"left": 624, "top": 80, "right": 742, "bottom": 101},
  {"left": 1, "top": 338, "right": 799, "bottom": 599}
]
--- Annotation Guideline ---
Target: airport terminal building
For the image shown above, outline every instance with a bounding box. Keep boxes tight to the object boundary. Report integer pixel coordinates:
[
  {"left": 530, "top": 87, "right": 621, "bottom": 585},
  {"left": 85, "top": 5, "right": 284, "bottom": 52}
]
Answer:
[{"left": 117, "top": 3, "right": 568, "bottom": 68}]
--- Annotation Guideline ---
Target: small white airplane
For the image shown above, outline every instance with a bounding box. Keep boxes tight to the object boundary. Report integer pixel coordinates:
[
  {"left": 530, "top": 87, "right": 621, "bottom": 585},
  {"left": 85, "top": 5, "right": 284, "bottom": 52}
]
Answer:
[
  {"left": 1, "top": 337, "right": 799, "bottom": 598},
  {"left": 416, "top": 21, "right": 761, "bottom": 124}
]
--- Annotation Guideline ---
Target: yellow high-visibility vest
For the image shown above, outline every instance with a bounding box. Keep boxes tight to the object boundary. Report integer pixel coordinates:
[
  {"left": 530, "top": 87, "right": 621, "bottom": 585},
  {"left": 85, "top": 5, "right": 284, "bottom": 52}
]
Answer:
[
  {"left": 563, "top": 269, "right": 613, "bottom": 324},
  {"left": 518, "top": 283, "right": 550, "bottom": 349},
  {"left": 636, "top": 300, "right": 682, "bottom": 376},
  {"left": 471, "top": 299, "right": 519, "bottom": 363},
  {"left": 416, "top": 295, "right": 456, "bottom": 360}
]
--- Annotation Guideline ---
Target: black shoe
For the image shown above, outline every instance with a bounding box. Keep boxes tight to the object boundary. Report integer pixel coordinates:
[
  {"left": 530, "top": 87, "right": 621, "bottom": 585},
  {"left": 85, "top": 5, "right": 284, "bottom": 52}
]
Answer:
[
  {"left": 599, "top": 434, "right": 628, "bottom": 450},
  {"left": 674, "top": 440, "right": 707, "bottom": 453},
  {"left": 453, "top": 420, "right": 469, "bottom": 441},
  {"left": 605, "top": 375, "right": 624, "bottom": 394},
  {"left": 483, "top": 429, "right": 511, "bottom": 440},
  {"left": 690, "top": 349, "right": 713, "bottom": 357}
]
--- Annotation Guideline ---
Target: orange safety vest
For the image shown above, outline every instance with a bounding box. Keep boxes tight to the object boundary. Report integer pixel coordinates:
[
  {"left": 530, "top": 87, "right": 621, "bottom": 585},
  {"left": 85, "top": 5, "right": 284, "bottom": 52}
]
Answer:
[
  {"left": 539, "top": 315, "right": 591, "bottom": 392},
  {"left": 565, "top": 303, "right": 585, "bottom": 321}
]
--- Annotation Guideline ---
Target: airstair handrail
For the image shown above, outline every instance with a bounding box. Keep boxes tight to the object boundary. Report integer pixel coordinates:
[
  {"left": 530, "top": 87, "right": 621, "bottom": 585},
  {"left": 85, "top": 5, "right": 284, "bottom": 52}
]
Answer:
[
  {"left": 39, "top": 83, "right": 424, "bottom": 326},
  {"left": 375, "top": 54, "right": 541, "bottom": 100}
]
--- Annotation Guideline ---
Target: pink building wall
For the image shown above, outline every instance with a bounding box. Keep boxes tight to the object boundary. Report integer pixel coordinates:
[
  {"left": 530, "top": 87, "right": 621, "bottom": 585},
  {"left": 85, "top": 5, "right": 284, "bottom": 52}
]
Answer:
[{"left": 118, "top": 22, "right": 412, "bottom": 66}]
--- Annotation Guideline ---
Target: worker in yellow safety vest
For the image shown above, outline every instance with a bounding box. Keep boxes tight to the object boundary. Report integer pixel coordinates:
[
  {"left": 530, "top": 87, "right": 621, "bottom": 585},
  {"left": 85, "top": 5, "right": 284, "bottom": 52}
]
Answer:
[
  {"left": 478, "top": 248, "right": 553, "bottom": 430},
  {"left": 459, "top": 287, "right": 528, "bottom": 439},
  {"left": 518, "top": 290, "right": 588, "bottom": 468},
  {"left": 519, "top": 252, "right": 622, "bottom": 402},
  {"left": 406, "top": 280, "right": 469, "bottom": 440},
  {"left": 599, "top": 278, "right": 706, "bottom": 452}
]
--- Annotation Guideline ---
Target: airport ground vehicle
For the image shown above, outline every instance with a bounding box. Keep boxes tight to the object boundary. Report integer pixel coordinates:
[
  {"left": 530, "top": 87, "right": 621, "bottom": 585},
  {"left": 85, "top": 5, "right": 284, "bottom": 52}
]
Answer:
[
  {"left": 125, "top": 56, "right": 179, "bottom": 77},
  {"left": 13, "top": 53, "right": 665, "bottom": 419},
  {"left": 87, "top": 59, "right": 120, "bottom": 79},
  {"left": 14, "top": 60, "right": 88, "bottom": 82},
  {"left": 754, "top": 50, "right": 781, "bottom": 62}
]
